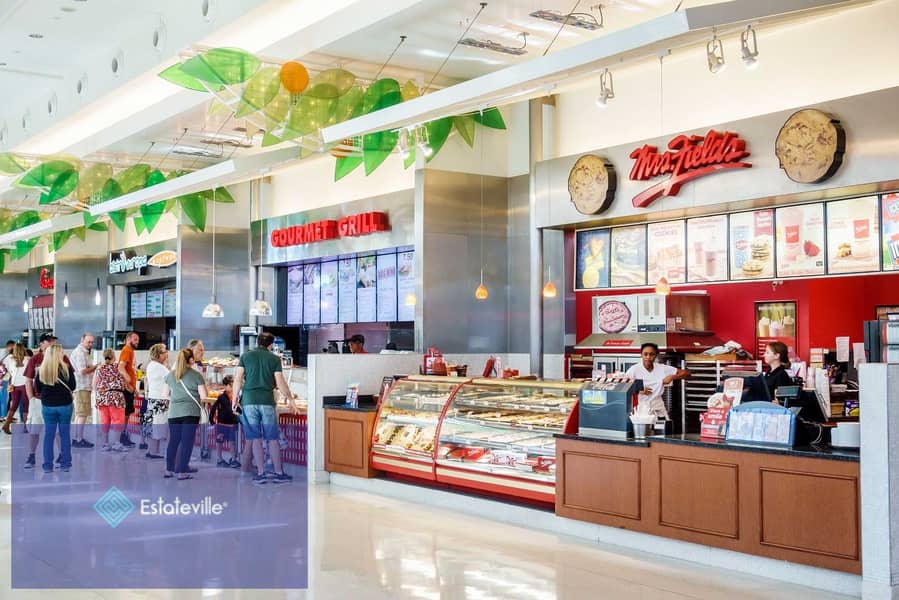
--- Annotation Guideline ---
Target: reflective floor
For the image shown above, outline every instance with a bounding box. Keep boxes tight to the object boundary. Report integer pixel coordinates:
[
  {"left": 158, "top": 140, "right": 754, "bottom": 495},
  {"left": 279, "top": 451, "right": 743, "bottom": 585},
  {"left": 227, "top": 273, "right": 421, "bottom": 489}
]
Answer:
[{"left": 0, "top": 432, "right": 857, "bottom": 599}]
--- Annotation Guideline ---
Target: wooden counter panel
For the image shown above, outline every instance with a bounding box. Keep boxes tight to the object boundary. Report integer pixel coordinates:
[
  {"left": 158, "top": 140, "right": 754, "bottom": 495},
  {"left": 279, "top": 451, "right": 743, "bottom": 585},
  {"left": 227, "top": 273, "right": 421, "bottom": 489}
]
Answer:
[
  {"left": 657, "top": 456, "right": 740, "bottom": 539},
  {"left": 759, "top": 468, "right": 859, "bottom": 560},
  {"left": 325, "top": 409, "right": 378, "bottom": 478},
  {"left": 561, "top": 452, "right": 642, "bottom": 520}
]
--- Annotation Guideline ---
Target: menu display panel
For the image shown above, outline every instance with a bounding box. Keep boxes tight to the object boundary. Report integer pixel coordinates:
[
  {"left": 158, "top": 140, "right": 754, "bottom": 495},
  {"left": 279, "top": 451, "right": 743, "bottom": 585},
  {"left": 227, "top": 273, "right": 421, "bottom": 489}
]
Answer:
[
  {"left": 730, "top": 209, "right": 775, "bottom": 280},
  {"left": 356, "top": 255, "right": 377, "bottom": 322},
  {"left": 376, "top": 253, "right": 398, "bottom": 322},
  {"left": 575, "top": 228, "right": 611, "bottom": 290},
  {"left": 687, "top": 215, "right": 728, "bottom": 282},
  {"left": 610, "top": 225, "right": 647, "bottom": 287},
  {"left": 286, "top": 266, "right": 303, "bottom": 325},
  {"left": 130, "top": 292, "right": 147, "bottom": 319},
  {"left": 883, "top": 193, "right": 899, "bottom": 271},
  {"left": 826, "top": 196, "right": 880, "bottom": 274},
  {"left": 776, "top": 203, "right": 825, "bottom": 278},
  {"left": 303, "top": 263, "right": 321, "bottom": 325},
  {"left": 163, "top": 288, "right": 177, "bottom": 317},
  {"left": 146, "top": 290, "right": 164, "bottom": 318},
  {"left": 647, "top": 220, "right": 686, "bottom": 285},
  {"left": 338, "top": 258, "right": 357, "bottom": 323},
  {"left": 397, "top": 250, "right": 415, "bottom": 322},
  {"left": 319, "top": 261, "right": 338, "bottom": 324}
]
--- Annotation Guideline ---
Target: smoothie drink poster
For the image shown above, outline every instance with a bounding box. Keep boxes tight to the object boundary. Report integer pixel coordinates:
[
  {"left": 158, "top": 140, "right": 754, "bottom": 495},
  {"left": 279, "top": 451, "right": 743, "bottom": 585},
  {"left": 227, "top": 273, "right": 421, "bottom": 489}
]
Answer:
[
  {"left": 647, "top": 220, "right": 686, "bottom": 284},
  {"left": 730, "top": 209, "right": 774, "bottom": 280},
  {"left": 882, "top": 193, "right": 899, "bottom": 271},
  {"left": 575, "top": 228, "right": 611, "bottom": 290},
  {"left": 776, "top": 203, "right": 825, "bottom": 277},
  {"left": 755, "top": 301, "right": 797, "bottom": 361},
  {"left": 826, "top": 196, "right": 880, "bottom": 274},
  {"left": 610, "top": 225, "right": 647, "bottom": 287},
  {"left": 687, "top": 215, "right": 728, "bottom": 282}
]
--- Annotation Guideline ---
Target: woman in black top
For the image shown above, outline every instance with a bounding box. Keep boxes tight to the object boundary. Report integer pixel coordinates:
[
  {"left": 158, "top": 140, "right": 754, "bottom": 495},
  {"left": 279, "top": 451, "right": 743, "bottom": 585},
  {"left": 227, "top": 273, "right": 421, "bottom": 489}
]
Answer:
[
  {"left": 763, "top": 341, "right": 794, "bottom": 402},
  {"left": 34, "top": 343, "right": 76, "bottom": 472}
]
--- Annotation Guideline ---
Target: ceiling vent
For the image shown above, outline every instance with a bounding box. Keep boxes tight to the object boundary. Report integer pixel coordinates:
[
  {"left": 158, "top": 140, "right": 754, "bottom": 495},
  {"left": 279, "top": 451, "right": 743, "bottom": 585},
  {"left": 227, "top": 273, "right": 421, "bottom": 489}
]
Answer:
[{"left": 529, "top": 8, "right": 603, "bottom": 31}]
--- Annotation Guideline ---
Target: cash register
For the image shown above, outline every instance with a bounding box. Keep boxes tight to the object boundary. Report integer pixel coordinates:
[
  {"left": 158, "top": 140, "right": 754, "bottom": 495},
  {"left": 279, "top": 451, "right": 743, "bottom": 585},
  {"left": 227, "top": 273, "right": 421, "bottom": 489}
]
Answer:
[{"left": 578, "top": 377, "right": 643, "bottom": 439}]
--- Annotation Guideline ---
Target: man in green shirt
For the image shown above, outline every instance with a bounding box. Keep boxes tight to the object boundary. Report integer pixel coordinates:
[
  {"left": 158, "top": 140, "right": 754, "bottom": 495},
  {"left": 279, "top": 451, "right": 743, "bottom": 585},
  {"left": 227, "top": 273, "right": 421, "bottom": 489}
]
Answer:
[{"left": 233, "top": 332, "right": 298, "bottom": 485}]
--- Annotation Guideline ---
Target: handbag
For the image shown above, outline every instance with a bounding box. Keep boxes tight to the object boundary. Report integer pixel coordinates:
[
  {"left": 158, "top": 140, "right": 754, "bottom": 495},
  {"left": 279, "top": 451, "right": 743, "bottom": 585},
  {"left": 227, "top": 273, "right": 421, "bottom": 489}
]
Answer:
[
  {"left": 179, "top": 378, "right": 209, "bottom": 425},
  {"left": 151, "top": 399, "right": 169, "bottom": 426}
]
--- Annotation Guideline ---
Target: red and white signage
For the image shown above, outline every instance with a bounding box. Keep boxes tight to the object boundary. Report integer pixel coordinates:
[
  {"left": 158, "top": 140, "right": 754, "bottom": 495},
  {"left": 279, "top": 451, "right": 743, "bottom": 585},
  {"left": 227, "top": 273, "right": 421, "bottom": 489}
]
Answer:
[
  {"left": 39, "top": 268, "right": 54, "bottom": 290},
  {"left": 629, "top": 130, "right": 752, "bottom": 208},
  {"left": 270, "top": 211, "right": 390, "bottom": 248}
]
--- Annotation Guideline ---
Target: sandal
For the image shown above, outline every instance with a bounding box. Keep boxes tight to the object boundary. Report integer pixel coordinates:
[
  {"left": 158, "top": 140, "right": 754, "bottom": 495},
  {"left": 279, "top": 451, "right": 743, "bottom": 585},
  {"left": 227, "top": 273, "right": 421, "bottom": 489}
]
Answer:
[
  {"left": 163, "top": 471, "right": 174, "bottom": 478},
  {"left": 177, "top": 474, "right": 194, "bottom": 481}
]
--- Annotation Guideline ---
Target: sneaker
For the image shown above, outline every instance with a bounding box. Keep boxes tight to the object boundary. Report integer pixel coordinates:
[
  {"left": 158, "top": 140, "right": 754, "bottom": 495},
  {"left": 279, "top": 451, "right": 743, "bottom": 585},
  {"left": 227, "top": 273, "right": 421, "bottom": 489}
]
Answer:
[
  {"left": 56, "top": 455, "right": 62, "bottom": 464},
  {"left": 24, "top": 454, "right": 35, "bottom": 469},
  {"left": 139, "top": 443, "right": 148, "bottom": 450},
  {"left": 121, "top": 439, "right": 136, "bottom": 448},
  {"left": 229, "top": 459, "right": 242, "bottom": 469},
  {"left": 42, "top": 466, "right": 53, "bottom": 474},
  {"left": 80, "top": 439, "right": 95, "bottom": 448},
  {"left": 59, "top": 464, "right": 71, "bottom": 472},
  {"left": 111, "top": 443, "right": 130, "bottom": 452},
  {"left": 252, "top": 474, "right": 268, "bottom": 485},
  {"left": 145, "top": 453, "right": 164, "bottom": 459},
  {"left": 271, "top": 472, "right": 293, "bottom": 484},
  {"left": 216, "top": 459, "right": 229, "bottom": 468},
  {"left": 101, "top": 444, "right": 112, "bottom": 452},
  {"left": 72, "top": 439, "right": 85, "bottom": 449}
]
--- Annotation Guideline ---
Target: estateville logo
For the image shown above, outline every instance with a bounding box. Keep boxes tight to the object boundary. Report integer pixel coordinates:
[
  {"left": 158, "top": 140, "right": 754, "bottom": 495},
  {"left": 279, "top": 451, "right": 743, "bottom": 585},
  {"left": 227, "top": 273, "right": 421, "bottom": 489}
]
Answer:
[
  {"left": 628, "top": 130, "right": 752, "bottom": 208},
  {"left": 93, "top": 486, "right": 228, "bottom": 528}
]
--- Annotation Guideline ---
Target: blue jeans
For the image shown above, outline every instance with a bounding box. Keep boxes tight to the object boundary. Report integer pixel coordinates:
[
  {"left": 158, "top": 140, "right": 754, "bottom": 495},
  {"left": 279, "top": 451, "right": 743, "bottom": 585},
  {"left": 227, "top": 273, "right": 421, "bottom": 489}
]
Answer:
[
  {"left": 241, "top": 404, "right": 279, "bottom": 441},
  {"left": 0, "top": 380, "right": 8, "bottom": 417},
  {"left": 42, "top": 403, "right": 73, "bottom": 471}
]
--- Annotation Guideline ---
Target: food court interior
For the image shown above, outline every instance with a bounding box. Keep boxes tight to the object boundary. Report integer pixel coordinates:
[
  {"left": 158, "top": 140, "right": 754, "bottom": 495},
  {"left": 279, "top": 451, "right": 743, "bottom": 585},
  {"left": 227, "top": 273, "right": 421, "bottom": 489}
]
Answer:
[{"left": 2, "top": 0, "right": 899, "bottom": 598}]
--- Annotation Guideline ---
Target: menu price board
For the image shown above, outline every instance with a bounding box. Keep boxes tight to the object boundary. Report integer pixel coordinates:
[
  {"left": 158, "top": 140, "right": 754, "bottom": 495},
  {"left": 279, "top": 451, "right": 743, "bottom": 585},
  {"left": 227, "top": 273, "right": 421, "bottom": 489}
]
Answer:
[
  {"left": 397, "top": 250, "right": 415, "bottom": 322},
  {"left": 776, "top": 203, "right": 825, "bottom": 277},
  {"left": 338, "top": 258, "right": 357, "bottom": 323},
  {"left": 610, "top": 225, "right": 647, "bottom": 287},
  {"left": 575, "top": 228, "right": 610, "bottom": 289},
  {"left": 826, "top": 196, "right": 880, "bottom": 274},
  {"left": 320, "top": 261, "right": 338, "bottom": 324},
  {"left": 647, "top": 220, "right": 685, "bottom": 284},
  {"left": 130, "top": 292, "right": 147, "bottom": 319},
  {"left": 883, "top": 193, "right": 899, "bottom": 271},
  {"left": 730, "top": 209, "right": 774, "bottom": 280},
  {"left": 303, "top": 263, "right": 321, "bottom": 325},
  {"left": 164, "top": 288, "right": 177, "bottom": 317},
  {"left": 286, "top": 266, "right": 303, "bottom": 325},
  {"left": 376, "top": 253, "right": 398, "bottom": 322},
  {"left": 356, "top": 255, "right": 377, "bottom": 322},
  {"left": 687, "top": 215, "right": 728, "bottom": 282},
  {"left": 755, "top": 301, "right": 797, "bottom": 361},
  {"left": 146, "top": 290, "right": 164, "bottom": 318}
]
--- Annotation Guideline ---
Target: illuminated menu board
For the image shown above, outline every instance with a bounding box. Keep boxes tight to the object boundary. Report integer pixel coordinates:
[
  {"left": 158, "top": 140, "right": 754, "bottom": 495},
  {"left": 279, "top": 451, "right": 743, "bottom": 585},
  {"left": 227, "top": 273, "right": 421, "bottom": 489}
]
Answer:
[
  {"left": 130, "top": 292, "right": 147, "bottom": 319},
  {"left": 376, "top": 253, "right": 398, "bottom": 322},
  {"left": 146, "top": 290, "right": 164, "bottom": 318},
  {"left": 303, "top": 263, "right": 321, "bottom": 325},
  {"left": 163, "top": 288, "right": 177, "bottom": 317},
  {"left": 397, "top": 250, "right": 415, "bottom": 322},
  {"left": 286, "top": 266, "right": 303, "bottom": 325},
  {"left": 320, "top": 261, "right": 338, "bottom": 324},
  {"left": 338, "top": 258, "right": 357, "bottom": 323},
  {"left": 356, "top": 255, "right": 377, "bottom": 322}
]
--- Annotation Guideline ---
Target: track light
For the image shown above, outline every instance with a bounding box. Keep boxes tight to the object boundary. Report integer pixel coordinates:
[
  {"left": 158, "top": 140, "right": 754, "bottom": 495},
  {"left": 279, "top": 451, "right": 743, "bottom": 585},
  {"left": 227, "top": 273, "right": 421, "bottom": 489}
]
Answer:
[
  {"left": 595, "top": 68, "right": 615, "bottom": 108},
  {"left": 415, "top": 125, "right": 432, "bottom": 158},
  {"left": 706, "top": 34, "right": 725, "bottom": 74},
  {"left": 398, "top": 127, "right": 413, "bottom": 160},
  {"left": 740, "top": 25, "right": 759, "bottom": 70}
]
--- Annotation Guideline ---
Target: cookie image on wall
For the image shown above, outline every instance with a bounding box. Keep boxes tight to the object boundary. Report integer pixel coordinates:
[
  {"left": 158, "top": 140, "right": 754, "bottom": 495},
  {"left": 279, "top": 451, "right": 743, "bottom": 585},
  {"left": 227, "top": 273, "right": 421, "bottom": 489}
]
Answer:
[
  {"left": 775, "top": 109, "right": 845, "bottom": 184},
  {"left": 567, "top": 154, "right": 617, "bottom": 215}
]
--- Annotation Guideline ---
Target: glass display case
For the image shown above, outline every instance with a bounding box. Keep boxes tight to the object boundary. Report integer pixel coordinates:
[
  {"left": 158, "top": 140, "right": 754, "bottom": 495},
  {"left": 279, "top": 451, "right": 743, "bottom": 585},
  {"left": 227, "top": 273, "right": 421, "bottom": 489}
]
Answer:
[
  {"left": 435, "top": 378, "right": 581, "bottom": 503},
  {"left": 371, "top": 375, "right": 467, "bottom": 481}
]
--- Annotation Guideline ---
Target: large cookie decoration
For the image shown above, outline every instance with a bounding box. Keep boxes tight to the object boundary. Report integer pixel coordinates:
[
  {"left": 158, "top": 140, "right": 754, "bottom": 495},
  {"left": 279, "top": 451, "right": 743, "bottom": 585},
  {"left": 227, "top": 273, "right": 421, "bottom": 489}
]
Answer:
[
  {"left": 775, "top": 109, "right": 845, "bottom": 184},
  {"left": 568, "top": 154, "right": 617, "bottom": 215}
]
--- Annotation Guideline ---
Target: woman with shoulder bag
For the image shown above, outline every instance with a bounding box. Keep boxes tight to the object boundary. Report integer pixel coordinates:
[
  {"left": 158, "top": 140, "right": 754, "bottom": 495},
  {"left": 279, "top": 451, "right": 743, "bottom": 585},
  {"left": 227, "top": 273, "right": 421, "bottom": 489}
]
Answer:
[
  {"left": 142, "top": 344, "right": 170, "bottom": 460},
  {"left": 34, "top": 344, "right": 75, "bottom": 472},
  {"left": 2, "top": 343, "right": 28, "bottom": 434},
  {"left": 164, "top": 348, "right": 208, "bottom": 480}
]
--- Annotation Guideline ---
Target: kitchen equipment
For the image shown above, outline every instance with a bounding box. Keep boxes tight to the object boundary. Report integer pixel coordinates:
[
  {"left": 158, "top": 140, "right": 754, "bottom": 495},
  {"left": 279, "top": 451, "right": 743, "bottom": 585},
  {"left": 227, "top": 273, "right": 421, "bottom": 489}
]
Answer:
[{"left": 579, "top": 378, "right": 643, "bottom": 439}]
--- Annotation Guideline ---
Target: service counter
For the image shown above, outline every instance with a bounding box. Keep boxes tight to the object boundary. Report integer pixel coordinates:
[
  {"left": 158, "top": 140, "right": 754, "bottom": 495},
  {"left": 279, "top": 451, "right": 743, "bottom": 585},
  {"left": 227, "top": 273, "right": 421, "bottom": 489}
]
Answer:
[
  {"left": 555, "top": 433, "right": 860, "bottom": 574},
  {"left": 324, "top": 405, "right": 380, "bottom": 478}
]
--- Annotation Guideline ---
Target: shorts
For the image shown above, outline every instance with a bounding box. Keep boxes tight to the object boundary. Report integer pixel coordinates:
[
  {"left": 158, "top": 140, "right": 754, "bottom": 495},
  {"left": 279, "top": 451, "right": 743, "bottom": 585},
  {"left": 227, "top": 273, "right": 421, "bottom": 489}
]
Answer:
[
  {"left": 98, "top": 404, "right": 126, "bottom": 427},
  {"left": 123, "top": 390, "right": 135, "bottom": 416},
  {"left": 74, "top": 390, "right": 92, "bottom": 418},
  {"left": 26, "top": 398, "right": 43, "bottom": 426},
  {"left": 241, "top": 404, "right": 279, "bottom": 441},
  {"left": 215, "top": 423, "right": 237, "bottom": 443}
]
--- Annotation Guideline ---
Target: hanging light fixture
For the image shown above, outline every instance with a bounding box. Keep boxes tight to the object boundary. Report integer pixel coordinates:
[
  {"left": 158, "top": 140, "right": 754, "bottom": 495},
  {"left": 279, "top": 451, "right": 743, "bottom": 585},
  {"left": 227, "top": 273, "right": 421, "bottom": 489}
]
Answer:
[
  {"left": 595, "top": 68, "right": 615, "bottom": 108},
  {"left": 398, "top": 127, "right": 413, "bottom": 160},
  {"left": 706, "top": 33, "right": 726, "bottom": 74},
  {"left": 740, "top": 24, "right": 759, "bottom": 70},
  {"left": 415, "top": 124, "right": 433, "bottom": 158},
  {"left": 475, "top": 118, "right": 488, "bottom": 301},
  {"left": 542, "top": 265, "right": 557, "bottom": 298},
  {"left": 249, "top": 291, "right": 272, "bottom": 317},
  {"left": 654, "top": 276, "right": 671, "bottom": 295},
  {"left": 63, "top": 282, "right": 69, "bottom": 308},
  {"left": 23, "top": 288, "right": 28, "bottom": 313},
  {"left": 94, "top": 277, "right": 102, "bottom": 306},
  {"left": 202, "top": 189, "right": 224, "bottom": 318}
]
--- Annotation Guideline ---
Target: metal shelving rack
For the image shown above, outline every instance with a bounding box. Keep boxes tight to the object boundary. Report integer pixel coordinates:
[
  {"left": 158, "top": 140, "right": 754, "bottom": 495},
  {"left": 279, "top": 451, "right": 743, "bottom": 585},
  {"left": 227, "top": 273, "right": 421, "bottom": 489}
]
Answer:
[{"left": 681, "top": 357, "right": 761, "bottom": 433}]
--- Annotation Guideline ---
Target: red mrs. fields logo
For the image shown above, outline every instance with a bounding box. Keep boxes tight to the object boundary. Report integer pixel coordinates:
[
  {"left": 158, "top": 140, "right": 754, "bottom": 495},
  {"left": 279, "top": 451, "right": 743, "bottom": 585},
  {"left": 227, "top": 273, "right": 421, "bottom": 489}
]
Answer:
[{"left": 629, "top": 130, "right": 751, "bottom": 208}]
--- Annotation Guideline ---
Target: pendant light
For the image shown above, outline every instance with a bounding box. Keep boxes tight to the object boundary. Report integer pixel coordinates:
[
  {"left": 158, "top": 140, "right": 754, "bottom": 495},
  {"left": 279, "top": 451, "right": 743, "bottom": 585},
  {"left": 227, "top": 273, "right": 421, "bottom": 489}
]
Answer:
[
  {"left": 654, "top": 276, "right": 671, "bottom": 296},
  {"left": 63, "top": 282, "right": 70, "bottom": 308},
  {"left": 23, "top": 289, "right": 28, "bottom": 313},
  {"left": 542, "top": 265, "right": 557, "bottom": 298},
  {"left": 249, "top": 199, "right": 272, "bottom": 317},
  {"left": 95, "top": 278, "right": 102, "bottom": 306},
  {"left": 474, "top": 116, "right": 488, "bottom": 301},
  {"left": 202, "top": 189, "right": 224, "bottom": 318}
]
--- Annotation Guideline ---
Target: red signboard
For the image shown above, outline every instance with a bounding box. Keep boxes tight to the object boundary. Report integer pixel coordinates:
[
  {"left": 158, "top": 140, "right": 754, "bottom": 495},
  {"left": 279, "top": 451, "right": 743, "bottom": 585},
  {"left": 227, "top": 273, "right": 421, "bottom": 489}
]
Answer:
[
  {"left": 629, "top": 130, "right": 752, "bottom": 208},
  {"left": 39, "top": 268, "right": 54, "bottom": 290},
  {"left": 271, "top": 211, "right": 389, "bottom": 248},
  {"left": 602, "top": 339, "right": 634, "bottom": 347}
]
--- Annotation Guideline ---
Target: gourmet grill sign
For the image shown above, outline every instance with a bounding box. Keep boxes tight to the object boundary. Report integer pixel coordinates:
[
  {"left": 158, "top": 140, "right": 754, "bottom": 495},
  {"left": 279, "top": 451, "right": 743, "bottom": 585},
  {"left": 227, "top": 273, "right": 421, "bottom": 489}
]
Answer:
[
  {"left": 629, "top": 130, "right": 752, "bottom": 208},
  {"left": 270, "top": 211, "right": 390, "bottom": 248}
]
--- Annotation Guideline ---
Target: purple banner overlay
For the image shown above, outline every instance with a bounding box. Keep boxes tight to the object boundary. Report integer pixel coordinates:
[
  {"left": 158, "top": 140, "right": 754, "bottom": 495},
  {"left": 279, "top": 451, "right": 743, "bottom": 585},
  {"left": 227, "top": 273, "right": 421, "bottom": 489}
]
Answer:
[{"left": 10, "top": 424, "right": 308, "bottom": 589}]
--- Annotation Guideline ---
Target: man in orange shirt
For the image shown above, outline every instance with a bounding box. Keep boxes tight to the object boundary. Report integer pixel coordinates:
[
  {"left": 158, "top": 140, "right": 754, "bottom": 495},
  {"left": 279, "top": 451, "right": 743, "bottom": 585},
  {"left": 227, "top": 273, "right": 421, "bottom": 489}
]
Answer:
[{"left": 118, "top": 332, "right": 139, "bottom": 447}]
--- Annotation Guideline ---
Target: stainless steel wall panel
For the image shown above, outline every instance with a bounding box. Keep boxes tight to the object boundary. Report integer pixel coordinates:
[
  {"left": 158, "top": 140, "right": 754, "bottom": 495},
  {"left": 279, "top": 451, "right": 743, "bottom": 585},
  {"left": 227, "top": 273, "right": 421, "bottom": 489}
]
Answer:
[
  {"left": 507, "top": 174, "right": 531, "bottom": 354},
  {"left": 542, "top": 229, "right": 566, "bottom": 354},
  {"left": 0, "top": 273, "right": 29, "bottom": 341},
  {"left": 53, "top": 256, "right": 107, "bottom": 348}
]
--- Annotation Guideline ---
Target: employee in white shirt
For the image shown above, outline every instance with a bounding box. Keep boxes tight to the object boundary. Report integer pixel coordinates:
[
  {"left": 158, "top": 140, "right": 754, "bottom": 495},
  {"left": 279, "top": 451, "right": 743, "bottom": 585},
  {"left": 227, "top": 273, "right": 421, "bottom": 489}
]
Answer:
[{"left": 624, "top": 343, "right": 690, "bottom": 420}]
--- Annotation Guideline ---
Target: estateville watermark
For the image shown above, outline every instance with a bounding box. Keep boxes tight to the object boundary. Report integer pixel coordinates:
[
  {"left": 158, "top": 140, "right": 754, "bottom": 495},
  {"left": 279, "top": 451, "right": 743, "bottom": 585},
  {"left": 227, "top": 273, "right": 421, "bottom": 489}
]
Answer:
[{"left": 93, "top": 486, "right": 228, "bottom": 528}]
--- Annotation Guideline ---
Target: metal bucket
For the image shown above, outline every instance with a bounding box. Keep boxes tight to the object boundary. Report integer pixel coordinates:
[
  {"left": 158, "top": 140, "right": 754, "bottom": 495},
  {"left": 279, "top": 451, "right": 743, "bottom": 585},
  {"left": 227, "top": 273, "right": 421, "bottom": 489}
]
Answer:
[{"left": 632, "top": 423, "right": 653, "bottom": 440}]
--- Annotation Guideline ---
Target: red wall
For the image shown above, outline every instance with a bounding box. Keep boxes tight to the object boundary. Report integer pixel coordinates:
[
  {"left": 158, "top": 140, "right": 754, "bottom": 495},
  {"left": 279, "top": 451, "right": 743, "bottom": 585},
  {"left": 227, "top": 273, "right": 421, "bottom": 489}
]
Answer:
[{"left": 575, "top": 273, "right": 899, "bottom": 359}]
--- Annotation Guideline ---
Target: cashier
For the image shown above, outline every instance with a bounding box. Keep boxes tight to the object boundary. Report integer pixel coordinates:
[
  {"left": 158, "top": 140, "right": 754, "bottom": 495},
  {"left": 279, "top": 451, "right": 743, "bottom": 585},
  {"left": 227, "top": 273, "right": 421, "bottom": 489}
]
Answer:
[
  {"left": 763, "top": 341, "right": 794, "bottom": 402},
  {"left": 624, "top": 343, "right": 691, "bottom": 420},
  {"left": 348, "top": 334, "right": 368, "bottom": 354}
]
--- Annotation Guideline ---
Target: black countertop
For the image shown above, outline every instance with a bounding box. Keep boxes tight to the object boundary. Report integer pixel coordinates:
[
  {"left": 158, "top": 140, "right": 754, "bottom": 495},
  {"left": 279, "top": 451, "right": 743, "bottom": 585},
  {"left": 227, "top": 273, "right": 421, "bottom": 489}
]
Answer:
[
  {"left": 556, "top": 433, "right": 858, "bottom": 462},
  {"left": 324, "top": 404, "right": 379, "bottom": 413}
]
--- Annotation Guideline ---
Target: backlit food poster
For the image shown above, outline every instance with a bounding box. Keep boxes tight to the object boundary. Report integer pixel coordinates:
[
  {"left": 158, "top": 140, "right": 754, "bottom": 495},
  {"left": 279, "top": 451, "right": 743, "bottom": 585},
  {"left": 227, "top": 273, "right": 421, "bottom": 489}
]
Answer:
[
  {"left": 130, "top": 292, "right": 147, "bottom": 320},
  {"left": 146, "top": 290, "right": 164, "bottom": 318},
  {"left": 755, "top": 301, "right": 797, "bottom": 362},
  {"left": 647, "top": 220, "right": 686, "bottom": 285},
  {"left": 397, "top": 250, "right": 415, "bottom": 322},
  {"left": 163, "top": 288, "right": 177, "bottom": 317},
  {"left": 883, "top": 193, "right": 899, "bottom": 271},
  {"left": 286, "top": 265, "right": 303, "bottom": 325},
  {"left": 775, "top": 203, "right": 825, "bottom": 277},
  {"left": 575, "top": 228, "right": 610, "bottom": 290},
  {"left": 303, "top": 263, "right": 321, "bottom": 325},
  {"left": 729, "top": 209, "right": 775, "bottom": 280},
  {"left": 827, "top": 196, "right": 880, "bottom": 274},
  {"left": 338, "top": 258, "right": 357, "bottom": 323},
  {"left": 356, "top": 255, "right": 377, "bottom": 322},
  {"left": 376, "top": 253, "right": 398, "bottom": 322},
  {"left": 610, "top": 225, "right": 647, "bottom": 287},
  {"left": 319, "top": 261, "right": 338, "bottom": 324},
  {"left": 687, "top": 215, "right": 728, "bottom": 282}
]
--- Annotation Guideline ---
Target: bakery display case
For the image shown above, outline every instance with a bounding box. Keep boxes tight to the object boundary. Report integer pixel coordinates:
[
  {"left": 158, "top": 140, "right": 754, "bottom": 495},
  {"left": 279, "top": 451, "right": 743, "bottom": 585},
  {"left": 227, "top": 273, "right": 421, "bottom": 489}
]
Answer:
[
  {"left": 435, "top": 379, "right": 581, "bottom": 503},
  {"left": 371, "top": 375, "right": 467, "bottom": 481}
]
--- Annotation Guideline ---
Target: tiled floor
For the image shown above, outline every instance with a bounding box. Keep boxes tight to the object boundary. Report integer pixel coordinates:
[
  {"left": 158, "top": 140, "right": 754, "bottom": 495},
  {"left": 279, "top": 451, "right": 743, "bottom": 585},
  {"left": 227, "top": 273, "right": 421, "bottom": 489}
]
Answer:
[{"left": 0, "top": 432, "right": 858, "bottom": 599}]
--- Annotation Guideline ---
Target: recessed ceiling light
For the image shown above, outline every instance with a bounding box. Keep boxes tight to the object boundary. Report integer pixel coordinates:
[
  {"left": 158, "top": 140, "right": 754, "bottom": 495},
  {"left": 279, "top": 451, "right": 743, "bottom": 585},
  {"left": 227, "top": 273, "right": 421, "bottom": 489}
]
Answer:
[
  {"left": 29, "top": 33, "right": 44, "bottom": 39},
  {"left": 61, "top": 6, "right": 76, "bottom": 12}
]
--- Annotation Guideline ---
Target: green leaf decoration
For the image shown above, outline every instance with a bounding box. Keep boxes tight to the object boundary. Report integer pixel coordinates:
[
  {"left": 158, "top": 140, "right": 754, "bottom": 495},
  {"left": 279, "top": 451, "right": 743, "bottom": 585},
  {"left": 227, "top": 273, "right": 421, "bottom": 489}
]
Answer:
[
  {"left": 236, "top": 67, "right": 281, "bottom": 118},
  {"left": 145, "top": 169, "right": 167, "bottom": 187},
  {"left": 52, "top": 229, "right": 74, "bottom": 252},
  {"left": 211, "top": 186, "right": 234, "bottom": 203},
  {"left": 284, "top": 95, "right": 336, "bottom": 138},
  {"left": 39, "top": 169, "right": 79, "bottom": 204},
  {"left": 473, "top": 107, "right": 506, "bottom": 130},
  {"left": 83, "top": 211, "right": 98, "bottom": 228},
  {"left": 115, "top": 164, "right": 151, "bottom": 194},
  {"left": 87, "top": 222, "right": 109, "bottom": 232},
  {"left": 180, "top": 194, "right": 207, "bottom": 231},
  {"left": 140, "top": 201, "right": 166, "bottom": 233},
  {"left": 13, "top": 238, "right": 38, "bottom": 261},
  {"left": 166, "top": 170, "right": 187, "bottom": 181},
  {"left": 108, "top": 210, "right": 128, "bottom": 232},
  {"left": 262, "top": 87, "right": 291, "bottom": 129},
  {"left": 403, "top": 149, "right": 416, "bottom": 170},
  {"left": 158, "top": 63, "right": 214, "bottom": 92},
  {"left": 78, "top": 163, "right": 113, "bottom": 203},
  {"left": 11, "top": 210, "right": 40, "bottom": 230},
  {"left": 401, "top": 80, "right": 421, "bottom": 102},
  {"left": 334, "top": 156, "right": 363, "bottom": 181},
  {"left": 0, "top": 249, "right": 5, "bottom": 274},
  {"left": 133, "top": 217, "right": 146, "bottom": 235},
  {"left": 362, "top": 78, "right": 401, "bottom": 114},
  {"left": 262, "top": 131, "right": 286, "bottom": 147},
  {"left": 0, "top": 153, "right": 27, "bottom": 175},
  {"left": 180, "top": 48, "right": 260, "bottom": 86},
  {"left": 101, "top": 178, "right": 123, "bottom": 201},
  {"left": 305, "top": 69, "right": 355, "bottom": 100},
  {"left": 453, "top": 115, "right": 476, "bottom": 147},
  {"left": 16, "top": 160, "right": 76, "bottom": 192},
  {"left": 361, "top": 79, "right": 402, "bottom": 175},
  {"left": 73, "top": 226, "right": 87, "bottom": 242},
  {"left": 334, "top": 86, "right": 364, "bottom": 124},
  {"left": 164, "top": 198, "right": 177, "bottom": 212},
  {"left": 425, "top": 118, "right": 453, "bottom": 163}
]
